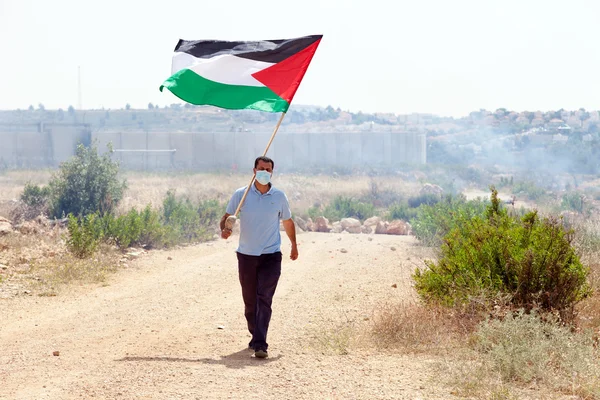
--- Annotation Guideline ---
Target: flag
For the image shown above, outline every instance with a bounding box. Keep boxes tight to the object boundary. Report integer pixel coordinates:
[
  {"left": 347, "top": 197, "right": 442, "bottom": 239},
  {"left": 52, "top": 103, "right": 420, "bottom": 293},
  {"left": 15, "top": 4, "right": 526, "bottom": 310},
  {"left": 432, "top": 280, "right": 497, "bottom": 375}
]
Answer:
[{"left": 159, "top": 35, "right": 322, "bottom": 113}]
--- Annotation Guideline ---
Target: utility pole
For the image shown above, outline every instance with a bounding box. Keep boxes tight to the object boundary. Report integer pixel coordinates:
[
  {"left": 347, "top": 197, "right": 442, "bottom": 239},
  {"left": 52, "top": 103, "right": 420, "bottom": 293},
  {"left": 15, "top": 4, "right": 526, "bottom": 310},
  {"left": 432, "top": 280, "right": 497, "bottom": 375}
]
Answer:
[{"left": 78, "top": 66, "right": 83, "bottom": 110}]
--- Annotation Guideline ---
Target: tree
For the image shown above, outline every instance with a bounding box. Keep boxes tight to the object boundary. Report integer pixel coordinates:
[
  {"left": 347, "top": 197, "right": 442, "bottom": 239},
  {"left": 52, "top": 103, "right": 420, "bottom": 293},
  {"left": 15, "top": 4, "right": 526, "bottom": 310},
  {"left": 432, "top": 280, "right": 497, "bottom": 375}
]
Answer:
[
  {"left": 148, "top": 102, "right": 154, "bottom": 110},
  {"left": 38, "top": 103, "right": 45, "bottom": 111},
  {"left": 68, "top": 105, "right": 75, "bottom": 115},
  {"left": 125, "top": 103, "right": 131, "bottom": 110},
  {"left": 28, "top": 105, "right": 34, "bottom": 111},
  {"left": 48, "top": 142, "right": 127, "bottom": 218}
]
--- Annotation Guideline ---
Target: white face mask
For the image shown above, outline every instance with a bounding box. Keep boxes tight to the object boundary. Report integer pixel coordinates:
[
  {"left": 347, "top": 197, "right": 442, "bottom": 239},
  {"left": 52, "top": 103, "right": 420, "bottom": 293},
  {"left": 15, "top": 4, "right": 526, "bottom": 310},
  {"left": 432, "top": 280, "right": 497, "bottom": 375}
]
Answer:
[{"left": 255, "top": 170, "right": 271, "bottom": 185}]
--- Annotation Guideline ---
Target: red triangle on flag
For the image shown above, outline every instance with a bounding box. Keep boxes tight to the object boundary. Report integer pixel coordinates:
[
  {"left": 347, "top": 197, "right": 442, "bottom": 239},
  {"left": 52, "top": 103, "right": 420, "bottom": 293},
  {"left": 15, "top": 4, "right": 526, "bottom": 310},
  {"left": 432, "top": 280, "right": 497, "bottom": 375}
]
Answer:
[{"left": 252, "top": 39, "right": 321, "bottom": 104}]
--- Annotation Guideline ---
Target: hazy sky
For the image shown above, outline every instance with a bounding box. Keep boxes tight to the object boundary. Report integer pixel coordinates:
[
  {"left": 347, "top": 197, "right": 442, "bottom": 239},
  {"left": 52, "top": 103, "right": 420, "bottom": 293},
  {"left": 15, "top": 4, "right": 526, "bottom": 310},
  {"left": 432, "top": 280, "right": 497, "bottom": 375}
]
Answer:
[{"left": 1, "top": 0, "right": 599, "bottom": 117}]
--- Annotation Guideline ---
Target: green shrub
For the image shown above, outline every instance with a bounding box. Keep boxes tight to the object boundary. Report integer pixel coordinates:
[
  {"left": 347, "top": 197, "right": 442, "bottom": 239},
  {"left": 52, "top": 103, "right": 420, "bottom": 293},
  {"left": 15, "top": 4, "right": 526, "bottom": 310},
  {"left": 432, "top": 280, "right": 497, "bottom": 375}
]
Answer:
[
  {"left": 407, "top": 193, "right": 440, "bottom": 208},
  {"left": 386, "top": 202, "right": 418, "bottom": 221},
  {"left": 66, "top": 213, "right": 103, "bottom": 258},
  {"left": 65, "top": 190, "right": 224, "bottom": 256},
  {"left": 307, "top": 205, "right": 321, "bottom": 221},
  {"left": 320, "top": 195, "right": 375, "bottom": 222},
  {"left": 413, "top": 188, "right": 592, "bottom": 314},
  {"left": 561, "top": 192, "right": 585, "bottom": 213},
  {"left": 512, "top": 180, "right": 546, "bottom": 201},
  {"left": 410, "top": 194, "right": 489, "bottom": 246},
  {"left": 12, "top": 182, "right": 51, "bottom": 222},
  {"left": 100, "top": 205, "right": 166, "bottom": 249},
  {"left": 21, "top": 182, "right": 50, "bottom": 207},
  {"left": 48, "top": 142, "right": 127, "bottom": 218}
]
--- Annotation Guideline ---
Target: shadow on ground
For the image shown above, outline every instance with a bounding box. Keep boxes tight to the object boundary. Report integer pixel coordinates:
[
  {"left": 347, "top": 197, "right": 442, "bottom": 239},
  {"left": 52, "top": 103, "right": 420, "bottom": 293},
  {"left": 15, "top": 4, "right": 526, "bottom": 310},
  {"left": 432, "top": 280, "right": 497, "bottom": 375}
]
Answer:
[{"left": 116, "top": 349, "right": 282, "bottom": 369}]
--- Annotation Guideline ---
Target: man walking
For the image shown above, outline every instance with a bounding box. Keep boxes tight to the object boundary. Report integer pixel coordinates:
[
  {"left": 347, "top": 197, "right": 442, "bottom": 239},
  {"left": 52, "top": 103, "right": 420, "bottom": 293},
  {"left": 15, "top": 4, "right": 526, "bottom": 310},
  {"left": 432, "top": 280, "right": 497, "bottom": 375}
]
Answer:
[{"left": 220, "top": 156, "right": 298, "bottom": 359}]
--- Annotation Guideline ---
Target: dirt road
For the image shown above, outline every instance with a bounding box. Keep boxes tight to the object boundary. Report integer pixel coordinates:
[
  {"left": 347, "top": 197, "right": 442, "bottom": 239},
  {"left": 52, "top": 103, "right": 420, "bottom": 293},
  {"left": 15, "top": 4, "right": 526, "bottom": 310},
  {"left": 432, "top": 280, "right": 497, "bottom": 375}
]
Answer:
[{"left": 1, "top": 232, "right": 453, "bottom": 400}]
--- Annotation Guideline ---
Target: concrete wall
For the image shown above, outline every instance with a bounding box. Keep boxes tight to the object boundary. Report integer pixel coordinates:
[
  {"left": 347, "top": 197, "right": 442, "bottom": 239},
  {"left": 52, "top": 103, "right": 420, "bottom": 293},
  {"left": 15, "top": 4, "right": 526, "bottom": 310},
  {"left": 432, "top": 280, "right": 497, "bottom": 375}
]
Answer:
[
  {"left": 0, "top": 125, "right": 426, "bottom": 171},
  {"left": 92, "top": 131, "right": 427, "bottom": 171},
  {"left": 0, "top": 123, "right": 91, "bottom": 168}
]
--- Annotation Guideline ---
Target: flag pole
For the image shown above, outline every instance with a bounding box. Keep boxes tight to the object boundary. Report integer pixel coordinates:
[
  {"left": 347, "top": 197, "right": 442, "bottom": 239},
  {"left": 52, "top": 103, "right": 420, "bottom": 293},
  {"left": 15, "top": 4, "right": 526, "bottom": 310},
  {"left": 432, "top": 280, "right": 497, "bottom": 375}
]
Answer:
[{"left": 225, "top": 111, "right": 287, "bottom": 229}]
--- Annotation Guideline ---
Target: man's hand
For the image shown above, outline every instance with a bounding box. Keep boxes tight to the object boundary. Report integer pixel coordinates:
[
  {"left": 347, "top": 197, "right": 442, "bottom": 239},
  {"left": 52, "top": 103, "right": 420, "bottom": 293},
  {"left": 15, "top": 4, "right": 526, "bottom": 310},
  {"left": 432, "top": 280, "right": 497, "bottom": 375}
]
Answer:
[
  {"left": 282, "top": 218, "right": 298, "bottom": 261},
  {"left": 221, "top": 228, "right": 232, "bottom": 240},
  {"left": 220, "top": 213, "right": 233, "bottom": 240},
  {"left": 290, "top": 243, "right": 298, "bottom": 260}
]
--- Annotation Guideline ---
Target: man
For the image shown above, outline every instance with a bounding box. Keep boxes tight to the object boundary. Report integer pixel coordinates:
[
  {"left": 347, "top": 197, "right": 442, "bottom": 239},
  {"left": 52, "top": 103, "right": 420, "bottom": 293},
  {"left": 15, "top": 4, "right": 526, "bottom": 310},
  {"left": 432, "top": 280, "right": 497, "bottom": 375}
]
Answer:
[{"left": 220, "top": 156, "right": 298, "bottom": 359}]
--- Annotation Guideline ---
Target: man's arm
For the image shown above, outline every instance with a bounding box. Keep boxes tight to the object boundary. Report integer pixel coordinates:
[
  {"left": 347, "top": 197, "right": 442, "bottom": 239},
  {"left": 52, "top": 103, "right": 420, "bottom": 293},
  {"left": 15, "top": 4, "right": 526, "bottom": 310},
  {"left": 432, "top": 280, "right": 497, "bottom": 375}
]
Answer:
[
  {"left": 282, "top": 218, "right": 298, "bottom": 260},
  {"left": 220, "top": 213, "right": 232, "bottom": 239}
]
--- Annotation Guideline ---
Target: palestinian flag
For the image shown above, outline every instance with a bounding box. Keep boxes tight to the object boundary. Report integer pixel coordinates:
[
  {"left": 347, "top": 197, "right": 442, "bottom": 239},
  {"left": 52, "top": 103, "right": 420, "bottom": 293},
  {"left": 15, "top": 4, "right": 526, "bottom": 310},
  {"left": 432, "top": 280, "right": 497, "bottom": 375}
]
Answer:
[{"left": 159, "top": 35, "right": 322, "bottom": 113}]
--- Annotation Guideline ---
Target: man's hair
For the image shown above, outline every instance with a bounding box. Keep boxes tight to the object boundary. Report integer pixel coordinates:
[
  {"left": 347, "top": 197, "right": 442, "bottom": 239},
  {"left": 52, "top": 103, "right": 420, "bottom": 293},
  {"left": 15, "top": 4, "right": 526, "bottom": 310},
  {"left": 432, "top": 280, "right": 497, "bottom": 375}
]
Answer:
[{"left": 254, "top": 156, "right": 274, "bottom": 169}]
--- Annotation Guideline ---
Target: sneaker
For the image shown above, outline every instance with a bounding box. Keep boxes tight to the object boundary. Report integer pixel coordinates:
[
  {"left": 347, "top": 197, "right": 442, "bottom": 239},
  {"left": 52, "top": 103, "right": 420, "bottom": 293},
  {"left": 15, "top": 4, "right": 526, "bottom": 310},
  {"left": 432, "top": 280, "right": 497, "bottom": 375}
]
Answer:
[{"left": 254, "top": 348, "right": 268, "bottom": 359}]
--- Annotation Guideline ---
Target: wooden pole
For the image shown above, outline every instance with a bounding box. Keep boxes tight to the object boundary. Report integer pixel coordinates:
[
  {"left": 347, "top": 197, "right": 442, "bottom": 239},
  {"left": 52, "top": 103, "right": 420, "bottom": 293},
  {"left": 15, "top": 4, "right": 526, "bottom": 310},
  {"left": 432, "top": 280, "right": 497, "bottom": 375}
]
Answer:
[{"left": 226, "top": 112, "right": 287, "bottom": 227}]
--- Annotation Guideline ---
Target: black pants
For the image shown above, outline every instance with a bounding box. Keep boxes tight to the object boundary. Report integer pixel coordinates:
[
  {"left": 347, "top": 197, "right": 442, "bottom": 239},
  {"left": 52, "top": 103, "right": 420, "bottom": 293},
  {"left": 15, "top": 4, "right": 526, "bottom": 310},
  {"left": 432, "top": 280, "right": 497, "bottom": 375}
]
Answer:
[{"left": 236, "top": 251, "right": 282, "bottom": 351}]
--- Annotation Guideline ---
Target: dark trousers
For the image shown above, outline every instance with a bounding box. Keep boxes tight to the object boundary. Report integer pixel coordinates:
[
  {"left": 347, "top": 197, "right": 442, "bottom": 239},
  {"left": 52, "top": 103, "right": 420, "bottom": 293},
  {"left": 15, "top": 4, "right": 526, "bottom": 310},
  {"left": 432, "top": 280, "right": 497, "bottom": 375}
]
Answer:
[{"left": 236, "top": 251, "right": 282, "bottom": 350}]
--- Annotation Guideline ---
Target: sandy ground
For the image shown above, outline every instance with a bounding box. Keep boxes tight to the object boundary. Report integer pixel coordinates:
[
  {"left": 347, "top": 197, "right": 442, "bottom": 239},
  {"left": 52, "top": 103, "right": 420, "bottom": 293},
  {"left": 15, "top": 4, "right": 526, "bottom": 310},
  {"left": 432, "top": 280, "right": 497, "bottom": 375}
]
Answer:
[{"left": 0, "top": 232, "right": 455, "bottom": 400}]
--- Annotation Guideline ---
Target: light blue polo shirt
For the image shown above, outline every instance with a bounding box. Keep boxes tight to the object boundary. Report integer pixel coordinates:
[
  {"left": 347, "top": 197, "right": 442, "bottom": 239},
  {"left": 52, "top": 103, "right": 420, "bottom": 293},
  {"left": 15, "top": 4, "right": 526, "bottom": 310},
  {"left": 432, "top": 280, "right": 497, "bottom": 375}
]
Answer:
[{"left": 226, "top": 184, "right": 292, "bottom": 256}]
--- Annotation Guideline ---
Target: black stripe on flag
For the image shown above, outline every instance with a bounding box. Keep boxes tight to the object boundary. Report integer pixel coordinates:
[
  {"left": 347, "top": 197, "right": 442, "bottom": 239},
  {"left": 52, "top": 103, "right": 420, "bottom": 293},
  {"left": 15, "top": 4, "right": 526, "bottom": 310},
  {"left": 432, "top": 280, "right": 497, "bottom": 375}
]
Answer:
[{"left": 174, "top": 35, "right": 322, "bottom": 63}]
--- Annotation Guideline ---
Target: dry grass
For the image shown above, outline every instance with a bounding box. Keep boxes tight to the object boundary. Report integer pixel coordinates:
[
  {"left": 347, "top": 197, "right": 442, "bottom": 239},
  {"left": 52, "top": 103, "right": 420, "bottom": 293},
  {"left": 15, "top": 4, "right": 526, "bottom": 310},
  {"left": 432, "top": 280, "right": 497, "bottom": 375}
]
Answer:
[
  {"left": 0, "top": 228, "right": 121, "bottom": 296},
  {"left": 570, "top": 214, "right": 600, "bottom": 337},
  {"left": 370, "top": 301, "right": 478, "bottom": 353},
  {"left": 32, "top": 244, "right": 121, "bottom": 292},
  {"left": 371, "top": 301, "right": 600, "bottom": 399},
  {"left": 0, "top": 170, "right": 53, "bottom": 202},
  {"left": 117, "top": 171, "right": 420, "bottom": 216}
]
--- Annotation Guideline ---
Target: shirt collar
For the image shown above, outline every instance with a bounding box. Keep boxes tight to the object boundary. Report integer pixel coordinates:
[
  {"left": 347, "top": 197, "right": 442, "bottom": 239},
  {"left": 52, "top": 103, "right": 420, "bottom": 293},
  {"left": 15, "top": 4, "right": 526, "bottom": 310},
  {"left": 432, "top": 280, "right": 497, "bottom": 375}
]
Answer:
[{"left": 252, "top": 182, "right": 273, "bottom": 195}]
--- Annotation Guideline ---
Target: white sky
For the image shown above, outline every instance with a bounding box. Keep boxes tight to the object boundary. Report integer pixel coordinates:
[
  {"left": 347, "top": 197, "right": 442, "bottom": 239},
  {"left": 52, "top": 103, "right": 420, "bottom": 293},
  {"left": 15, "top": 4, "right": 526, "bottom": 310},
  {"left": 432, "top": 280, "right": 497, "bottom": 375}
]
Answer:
[{"left": 1, "top": 0, "right": 599, "bottom": 117}]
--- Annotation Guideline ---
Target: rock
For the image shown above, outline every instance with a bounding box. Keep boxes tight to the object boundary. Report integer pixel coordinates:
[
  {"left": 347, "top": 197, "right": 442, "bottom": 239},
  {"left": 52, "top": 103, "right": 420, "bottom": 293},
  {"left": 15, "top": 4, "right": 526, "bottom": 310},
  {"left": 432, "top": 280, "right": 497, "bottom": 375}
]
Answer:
[
  {"left": 306, "top": 218, "right": 316, "bottom": 232},
  {"left": 217, "top": 325, "right": 225, "bottom": 330},
  {"left": 386, "top": 220, "right": 412, "bottom": 235},
  {"left": 331, "top": 221, "right": 343, "bottom": 234},
  {"left": 375, "top": 221, "right": 389, "bottom": 234},
  {"left": 0, "top": 264, "right": 8, "bottom": 270},
  {"left": 368, "top": 237, "right": 373, "bottom": 241},
  {"left": 53, "top": 351, "right": 60, "bottom": 356},
  {"left": 392, "top": 284, "right": 397, "bottom": 288},
  {"left": 294, "top": 216, "right": 308, "bottom": 232},
  {"left": 419, "top": 183, "right": 444, "bottom": 197},
  {"left": 390, "top": 246, "right": 396, "bottom": 251},
  {"left": 167, "top": 257, "right": 172, "bottom": 261},
  {"left": 340, "top": 218, "right": 361, "bottom": 230},
  {"left": 361, "top": 225, "right": 373, "bottom": 234},
  {"left": 339, "top": 248, "right": 348, "bottom": 253},
  {"left": 34, "top": 215, "right": 50, "bottom": 227},
  {"left": 0, "top": 217, "right": 13, "bottom": 236},
  {"left": 363, "top": 216, "right": 381, "bottom": 227},
  {"left": 314, "top": 216, "right": 330, "bottom": 233},
  {"left": 16, "top": 221, "right": 38, "bottom": 235}
]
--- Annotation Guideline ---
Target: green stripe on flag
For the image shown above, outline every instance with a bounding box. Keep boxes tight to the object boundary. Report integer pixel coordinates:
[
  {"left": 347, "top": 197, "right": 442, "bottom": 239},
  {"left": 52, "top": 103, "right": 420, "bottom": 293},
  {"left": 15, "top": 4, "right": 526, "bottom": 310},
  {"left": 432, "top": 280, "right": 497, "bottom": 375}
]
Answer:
[{"left": 160, "top": 69, "right": 290, "bottom": 113}]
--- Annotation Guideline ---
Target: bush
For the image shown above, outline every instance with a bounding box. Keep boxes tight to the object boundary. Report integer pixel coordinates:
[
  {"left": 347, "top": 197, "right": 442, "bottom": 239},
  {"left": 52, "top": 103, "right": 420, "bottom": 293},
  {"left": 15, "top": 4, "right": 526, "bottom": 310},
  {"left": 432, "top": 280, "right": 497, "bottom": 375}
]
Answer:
[
  {"left": 561, "top": 192, "right": 586, "bottom": 213},
  {"left": 11, "top": 182, "right": 51, "bottom": 222},
  {"left": 407, "top": 193, "right": 440, "bottom": 208},
  {"left": 48, "top": 142, "right": 126, "bottom": 218},
  {"left": 315, "top": 195, "right": 375, "bottom": 222},
  {"left": 100, "top": 206, "right": 166, "bottom": 249},
  {"left": 413, "top": 187, "right": 592, "bottom": 315},
  {"left": 386, "top": 203, "right": 418, "bottom": 222},
  {"left": 66, "top": 213, "right": 103, "bottom": 258},
  {"left": 21, "top": 182, "right": 50, "bottom": 207},
  {"left": 410, "top": 194, "right": 489, "bottom": 246},
  {"left": 65, "top": 191, "right": 224, "bottom": 256},
  {"left": 512, "top": 180, "right": 546, "bottom": 201}
]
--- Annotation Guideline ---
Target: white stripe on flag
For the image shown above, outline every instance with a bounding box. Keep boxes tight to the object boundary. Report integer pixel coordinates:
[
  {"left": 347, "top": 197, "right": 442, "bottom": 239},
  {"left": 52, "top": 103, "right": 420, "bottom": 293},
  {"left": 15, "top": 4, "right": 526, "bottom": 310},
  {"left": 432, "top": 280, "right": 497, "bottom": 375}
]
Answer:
[{"left": 171, "top": 53, "right": 274, "bottom": 87}]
